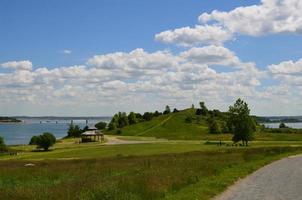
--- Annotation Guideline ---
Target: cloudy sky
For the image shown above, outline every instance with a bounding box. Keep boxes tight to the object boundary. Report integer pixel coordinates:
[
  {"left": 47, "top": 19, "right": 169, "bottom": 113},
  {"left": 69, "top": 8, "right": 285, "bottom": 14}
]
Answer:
[{"left": 1, "top": 0, "right": 302, "bottom": 116}]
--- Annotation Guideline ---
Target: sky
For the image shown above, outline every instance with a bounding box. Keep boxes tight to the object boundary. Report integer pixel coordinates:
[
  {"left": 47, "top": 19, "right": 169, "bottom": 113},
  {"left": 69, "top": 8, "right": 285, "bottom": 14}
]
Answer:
[{"left": 1, "top": 0, "right": 302, "bottom": 116}]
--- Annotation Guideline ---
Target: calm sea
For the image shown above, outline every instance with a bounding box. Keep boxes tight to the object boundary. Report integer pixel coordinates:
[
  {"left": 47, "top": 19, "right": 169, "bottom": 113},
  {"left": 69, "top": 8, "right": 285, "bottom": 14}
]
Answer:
[
  {"left": 0, "top": 117, "right": 111, "bottom": 145},
  {"left": 263, "top": 122, "right": 302, "bottom": 129}
]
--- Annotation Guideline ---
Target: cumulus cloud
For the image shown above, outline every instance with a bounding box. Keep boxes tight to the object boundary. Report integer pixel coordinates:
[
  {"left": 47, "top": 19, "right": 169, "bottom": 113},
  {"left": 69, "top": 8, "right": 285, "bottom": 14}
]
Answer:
[
  {"left": 155, "top": 25, "right": 232, "bottom": 47},
  {"left": 199, "top": 0, "right": 302, "bottom": 36},
  {"left": 180, "top": 45, "right": 242, "bottom": 67},
  {"left": 156, "top": 0, "right": 302, "bottom": 46},
  {"left": 1, "top": 60, "right": 33, "bottom": 71},
  {"left": 269, "top": 59, "right": 302, "bottom": 74},
  {"left": 0, "top": 46, "right": 267, "bottom": 115}
]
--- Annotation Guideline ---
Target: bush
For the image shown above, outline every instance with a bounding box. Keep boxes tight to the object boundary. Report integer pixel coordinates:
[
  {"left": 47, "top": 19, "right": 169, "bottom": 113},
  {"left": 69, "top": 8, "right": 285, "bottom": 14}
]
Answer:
[
  {"left": 208, "top": 117, "right": 221, "bottom": 134},
  {"left": 279, "top": 123, "right": 288, "bottom": 129},
  {"left": 185, "top": 116, "right": 192, "bottom": 123},
  {"left": 116, "top": 129, "right": 122, "bottom": 135},
  {"left": 108, "top": 122, "right": 117, "bottom": 130},
  {"left": 95, "top": 121, "right": 107, "bottom": 130},
  {"left": 29, "top": 135, "right": 38, "bottom": 145},
  {"left": 36, "top": 132, "right": 56, "bottom": 151},
  {"left": 143, "top": 112, "right": 153, "bottom": 121},
  {"left": 0, "top": 136, "right": 7, "bottom": 152}
]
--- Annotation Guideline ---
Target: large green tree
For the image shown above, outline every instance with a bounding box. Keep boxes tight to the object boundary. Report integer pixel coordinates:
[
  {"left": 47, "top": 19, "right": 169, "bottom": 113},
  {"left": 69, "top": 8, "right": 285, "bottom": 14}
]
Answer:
[
  {"left": 36, "top": 132, "right": 56, "bottom": 151},
  {"left": 128, "top": 112, "right": 137, "bottom": 125},
  {"left": 95, "top": 121, "right": 107, "bottom": 130},
  {"left": 228, "top": 98, "right": 255, "bottom": 146}
]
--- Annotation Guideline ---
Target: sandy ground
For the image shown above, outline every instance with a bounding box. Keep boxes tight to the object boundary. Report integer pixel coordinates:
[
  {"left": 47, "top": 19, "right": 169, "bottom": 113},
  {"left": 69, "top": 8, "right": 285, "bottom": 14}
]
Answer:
[
  {"left": 103, "top": 135, "right": 164, "bottom": 145},
  {"left": 215, "top": 154, "right": 302, "bottom": 200}
]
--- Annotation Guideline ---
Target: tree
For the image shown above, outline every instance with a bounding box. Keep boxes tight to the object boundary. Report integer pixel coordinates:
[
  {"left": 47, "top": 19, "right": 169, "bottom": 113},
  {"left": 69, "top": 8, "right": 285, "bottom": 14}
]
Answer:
[
  {"left": 228, "top": 98, "right": 255, "bottom": 146},
  {"left": 199, "top": 101, "right": 208, "bottom": 116},
  {"left": 95, "top": 121, "right": 107, "bottom": 130},
  {"left": 208, "top": 116, "right": 221, "bottom": 134},
  {"left": 108, "top": 114, "right": 119, "bottom": 130},
  {"left": 29, "top": 135, "right": 38, "bottom": 145},
  {"left": 163, "top": 105, "right": 171, "bottom": 114},
  {"left": 173, "top": 108, "right": 179, "bottom": 113},
  {"left": 67, "top": 124, "right": 83, "bottom": 137},
  {"left": 279, "top": 122, "right": 288, "bottom": 129},
  {"left": 0, "top": 136, "right": 7, "bottom": 152},
  {"left": 118, "top": 112, "right": 129, "bottom": 128},
  {"left": 36, "top": 132, "right": 56, "bottom": 151},
  {"left": 128, "top": 112, "right": 137, "bottom": 125},
  {"left": 153, "top": 110, "right": 162, "bottom": 117},
  {"left": 108, "top": 122, "right": 117, "bottom": 130},
  {"left": 143, "top": 112, "right": 153, "bottom": 121}
]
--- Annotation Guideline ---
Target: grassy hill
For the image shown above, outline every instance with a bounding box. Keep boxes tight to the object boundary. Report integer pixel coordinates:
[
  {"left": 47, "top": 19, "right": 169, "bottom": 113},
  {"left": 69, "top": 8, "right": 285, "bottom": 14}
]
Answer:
[
  {"left": 106, "top": 109, "right": 233, "bottom": 140},
  {"left": 106, "top": 108, "right": 302, "bottom": 141}
]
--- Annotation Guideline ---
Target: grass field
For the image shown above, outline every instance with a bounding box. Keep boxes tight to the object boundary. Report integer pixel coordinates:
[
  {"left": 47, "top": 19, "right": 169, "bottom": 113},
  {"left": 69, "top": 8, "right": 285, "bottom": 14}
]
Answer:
[
  {"left": 1, "top": 145, "right": 301, "bottom": 200},
  {"left": 2, "top": 109, "right": 302, "bottom": 199}
]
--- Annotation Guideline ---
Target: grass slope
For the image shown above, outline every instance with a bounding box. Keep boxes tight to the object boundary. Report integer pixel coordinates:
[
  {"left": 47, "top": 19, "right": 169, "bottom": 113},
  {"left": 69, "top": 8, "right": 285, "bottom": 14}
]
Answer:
[
  {"left": 107, "top": 109, "right": 302, "bottom": 141},
  {"left": 109, "top": 109, "right": 227, "bottom": 140}
]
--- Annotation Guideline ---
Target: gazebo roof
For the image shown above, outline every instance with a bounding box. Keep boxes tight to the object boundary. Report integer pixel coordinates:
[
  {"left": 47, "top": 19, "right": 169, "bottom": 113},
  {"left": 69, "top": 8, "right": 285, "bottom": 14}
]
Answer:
[{"left": 81, "top": 130, "right": 103, "bottom": 136}]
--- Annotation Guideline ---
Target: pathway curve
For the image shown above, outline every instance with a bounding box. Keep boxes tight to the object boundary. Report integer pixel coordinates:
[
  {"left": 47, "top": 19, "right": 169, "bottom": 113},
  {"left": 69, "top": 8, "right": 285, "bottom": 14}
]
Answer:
[{"left": 215, "top": 154, "right": 302, "bottom": 200}]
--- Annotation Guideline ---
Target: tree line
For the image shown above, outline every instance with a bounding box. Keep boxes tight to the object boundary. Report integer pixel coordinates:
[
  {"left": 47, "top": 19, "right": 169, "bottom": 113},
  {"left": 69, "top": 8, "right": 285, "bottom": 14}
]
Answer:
[{"left": 107, "top": 105, "right": 178, "bottom": 132}]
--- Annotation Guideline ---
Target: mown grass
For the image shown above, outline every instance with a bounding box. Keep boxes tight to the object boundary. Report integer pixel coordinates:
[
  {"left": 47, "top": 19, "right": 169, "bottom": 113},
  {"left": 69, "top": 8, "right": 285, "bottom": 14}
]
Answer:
[{"left": 0, "top": 146, "right": 301, "bottom": 200}]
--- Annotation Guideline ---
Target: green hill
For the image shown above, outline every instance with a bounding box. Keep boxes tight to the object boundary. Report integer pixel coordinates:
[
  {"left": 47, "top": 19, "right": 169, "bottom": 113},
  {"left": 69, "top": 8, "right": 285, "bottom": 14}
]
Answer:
[{"left": 107, "top": 109, "right": 232, "bottom": 140}]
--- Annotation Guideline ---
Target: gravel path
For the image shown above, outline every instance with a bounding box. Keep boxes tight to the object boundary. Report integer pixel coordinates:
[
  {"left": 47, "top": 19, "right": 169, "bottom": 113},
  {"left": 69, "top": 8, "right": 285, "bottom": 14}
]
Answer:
[
  {"left": 215, "top": 154, "right": 302, "bottom": 200},
  {"left": 104, "top": 136, "right": 162, "bottom": 145}
]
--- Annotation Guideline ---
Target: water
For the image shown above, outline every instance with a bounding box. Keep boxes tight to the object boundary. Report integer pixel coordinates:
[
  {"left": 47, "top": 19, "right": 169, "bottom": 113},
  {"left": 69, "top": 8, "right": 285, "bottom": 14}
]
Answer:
[
  {"left": 0, "top": 117, "right": 111, "bottom": 145},
  {"left": 262, "top": 122, "right": 302, "bottom": 129}
]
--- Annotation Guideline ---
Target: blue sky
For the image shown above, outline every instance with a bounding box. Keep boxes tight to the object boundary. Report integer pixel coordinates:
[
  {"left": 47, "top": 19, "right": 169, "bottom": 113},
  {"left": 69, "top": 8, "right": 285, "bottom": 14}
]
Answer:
[
  {"left": 1, "top": 0, "right": 302, "bottom": 116},
  {"left": 1, "top": 0, "right": 263, "bottom": 67}
]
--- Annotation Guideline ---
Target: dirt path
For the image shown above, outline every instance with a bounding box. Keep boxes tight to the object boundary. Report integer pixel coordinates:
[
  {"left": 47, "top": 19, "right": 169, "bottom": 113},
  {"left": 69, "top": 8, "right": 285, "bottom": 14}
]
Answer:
[
  {"left": 215, "top": 154, "right": 302, "bottom": 200},
  {"left": 137, "top": 115, "right": 172, "bottom": 136},
  {"left": 104, "top": 135, "right": 163, "bottom": 145}
]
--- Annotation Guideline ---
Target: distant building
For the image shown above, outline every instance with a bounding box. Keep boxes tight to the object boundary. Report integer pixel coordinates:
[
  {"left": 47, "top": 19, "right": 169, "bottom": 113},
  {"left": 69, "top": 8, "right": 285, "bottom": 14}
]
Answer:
[{"left": 81, "top": 126, "right": 104, "bottom": 143}]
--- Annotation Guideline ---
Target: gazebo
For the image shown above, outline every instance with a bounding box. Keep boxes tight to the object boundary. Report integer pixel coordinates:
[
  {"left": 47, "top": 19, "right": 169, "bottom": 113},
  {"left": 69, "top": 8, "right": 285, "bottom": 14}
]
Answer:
[{"left": 81, "top": 126, "right": 104, "bottom": 143}]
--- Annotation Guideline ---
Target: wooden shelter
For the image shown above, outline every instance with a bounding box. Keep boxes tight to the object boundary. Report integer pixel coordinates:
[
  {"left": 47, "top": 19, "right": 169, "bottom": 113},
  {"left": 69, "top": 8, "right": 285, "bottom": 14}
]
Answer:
[{"left": 81, "top": 126, "right": 104, "bottom": 143}]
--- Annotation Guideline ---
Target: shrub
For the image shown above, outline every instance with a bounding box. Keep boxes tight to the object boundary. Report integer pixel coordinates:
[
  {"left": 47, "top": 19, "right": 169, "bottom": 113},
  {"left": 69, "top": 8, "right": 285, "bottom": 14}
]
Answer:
[
  {"left": 36, "top": 132, "right": 56, "bottom": 151},
  {"left": 208, "top": 118, "right": 221, "bottom": 134},
  {"left": 95, "top": 121, "right": 107, "bottom": 130},
  {"left": 29, "top": 135, "right": 38, "bottom": 145},
  {"left": 108, "top": 122, "right": 117, "bottom": 130},
  {"left": 173, "top": 108, "right": 179, "bottom": 113},
  {"left": 185, "top": 116, "right": 192, "bottom": 123},
  {"left": 279, "top": 123, "right": 288, "bottom": 129},
  {"left": 116, "top": 129, "right": 122, "bottom": 135},
  {"left": 0, "top": 136, "right": 7, "bottom": 152}
]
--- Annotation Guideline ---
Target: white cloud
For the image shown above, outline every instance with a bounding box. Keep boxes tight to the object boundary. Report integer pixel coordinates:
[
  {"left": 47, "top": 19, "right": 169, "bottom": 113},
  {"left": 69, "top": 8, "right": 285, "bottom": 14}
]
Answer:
[
  {"left": 155, "top": 0, "right": 302, "bottom": 46},
  {"left": 61, "top": 49, "right": 72, "bottom": 54},
  {"left": 269, "top": 59, "right": 302, "bottom": 74},
  {"left": 1, "top": 60, "right": 32, "bottom": 71},
  {"left": 180, "top": 45, "right": 242, "bottom": 67},
  {"left": 199, "top": 0, "right": 302, "bottom": 36},
  {"left": 155, "top": 25, "right": 232, "bottom": 47},
  {"left": 0, "top": 47, "right": 268, "bottom": 115}
]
